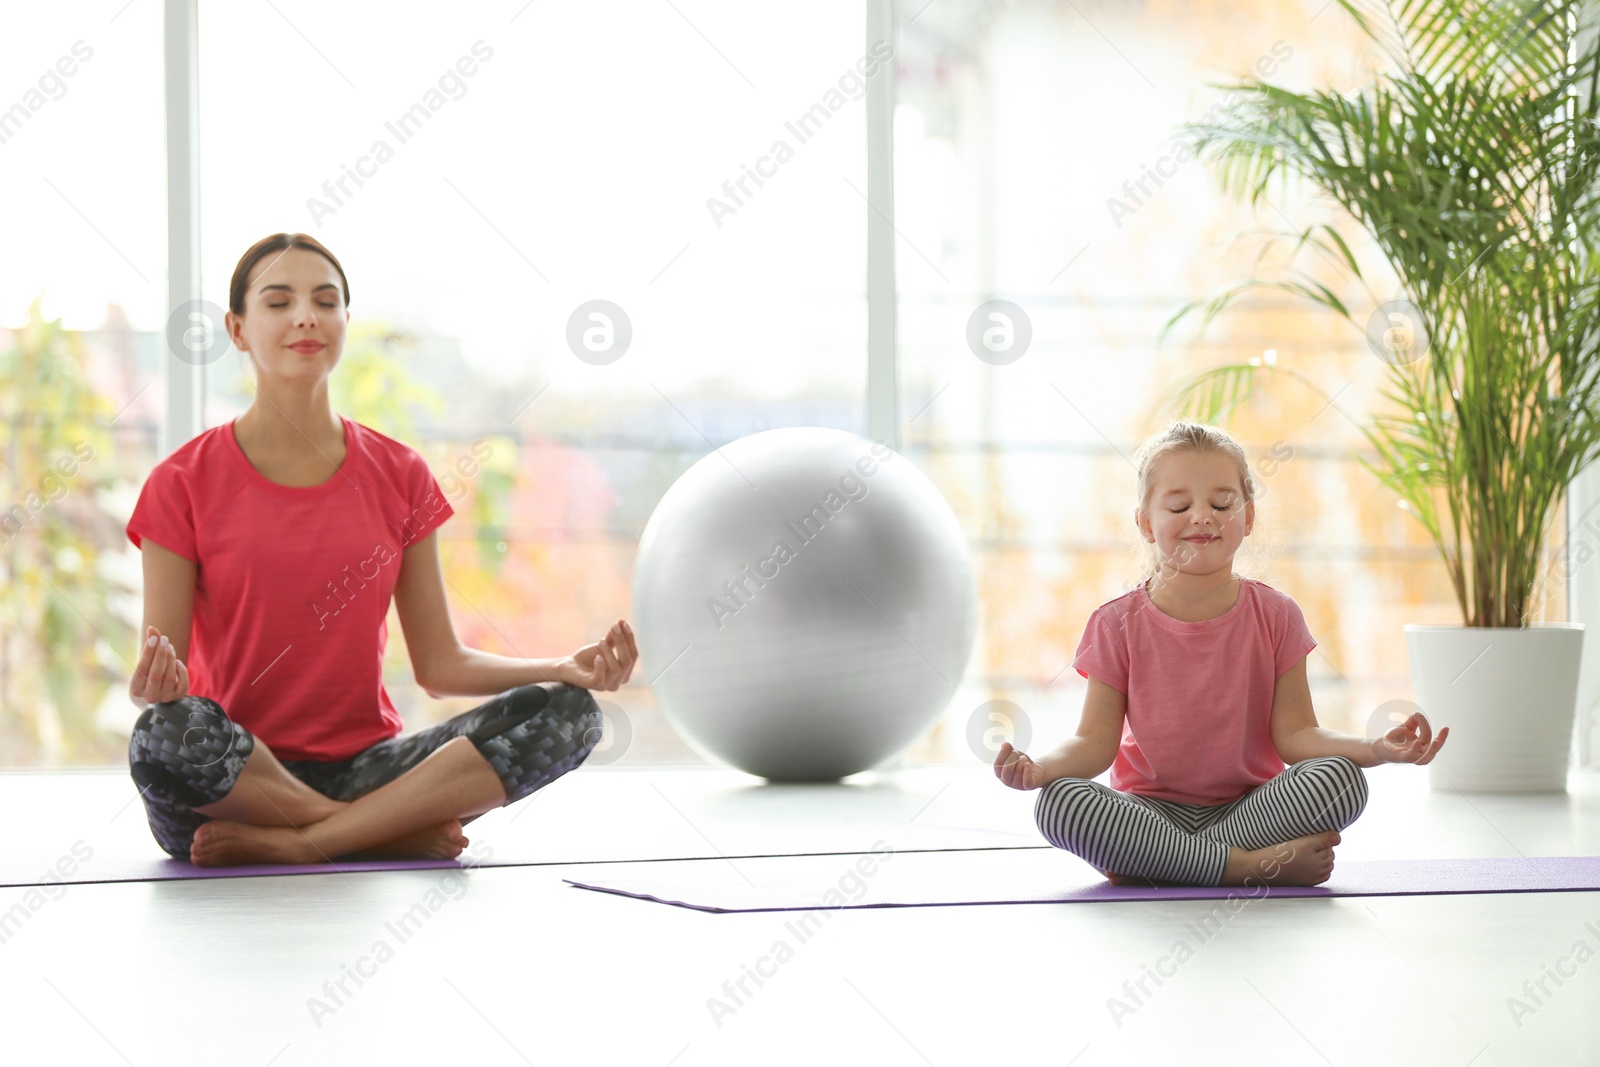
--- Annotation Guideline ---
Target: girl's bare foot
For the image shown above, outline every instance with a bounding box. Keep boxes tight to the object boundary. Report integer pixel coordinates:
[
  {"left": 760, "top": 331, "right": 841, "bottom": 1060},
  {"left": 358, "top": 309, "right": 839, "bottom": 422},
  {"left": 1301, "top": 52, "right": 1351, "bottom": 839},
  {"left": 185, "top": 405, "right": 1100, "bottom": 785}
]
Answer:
[
  {"left": 345, "top": 820, "right": 469, "bottom": 861},
  {"left": 1101, "top": 870, "right": 1183, "bottom": 887},
  {"left": 190, "top": 820, "right": 321, "bottom": 867},
  {"left": 1098, "top": 832, "right": 1339, "bottom": 887},
  {"left": 1221, "top": 831, "right": 1340, "bottom": 887}
]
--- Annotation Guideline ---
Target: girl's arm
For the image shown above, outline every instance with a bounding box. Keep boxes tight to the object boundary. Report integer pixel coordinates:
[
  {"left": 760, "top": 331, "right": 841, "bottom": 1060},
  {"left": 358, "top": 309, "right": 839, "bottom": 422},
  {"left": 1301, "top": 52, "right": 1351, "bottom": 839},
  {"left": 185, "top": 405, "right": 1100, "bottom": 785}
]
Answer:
[
  {"left": 995, "top": 676, "right": 1124, "bottom": 790},
  {"left": 1047, "top": 674, "right": 1126, "bottom": 780},
  {"left": 1271, "top": 658, "right": 1381, "bottom": 767},
  {"left": 1280, "top": 727, "right": 1381, "bottom": 768}
]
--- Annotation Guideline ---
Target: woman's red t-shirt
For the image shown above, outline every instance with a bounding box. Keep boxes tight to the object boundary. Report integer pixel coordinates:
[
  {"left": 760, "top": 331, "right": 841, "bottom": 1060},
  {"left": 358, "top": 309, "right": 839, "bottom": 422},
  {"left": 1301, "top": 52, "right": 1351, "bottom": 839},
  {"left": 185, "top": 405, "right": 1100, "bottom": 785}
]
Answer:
[{"left": 125, "top": 415, "right": 453, "bottom": 761}]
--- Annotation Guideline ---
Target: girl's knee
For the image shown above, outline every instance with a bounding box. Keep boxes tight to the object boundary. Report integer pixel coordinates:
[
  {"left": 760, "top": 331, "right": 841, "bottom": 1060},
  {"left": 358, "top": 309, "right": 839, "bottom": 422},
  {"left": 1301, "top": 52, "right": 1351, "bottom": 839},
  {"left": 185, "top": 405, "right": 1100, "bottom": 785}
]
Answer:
[
  {"left": 1309, "top": 755, "right": 1367, "bottom": 790},
  {"left": 1033, "top": 776, "right": 1098, "bottom": 828},
  {"left": 1300, "top": 755, "right": 1369, "bottom": 819},
  {"left": 1033, "top": 777, "right": 1119, "bottom": 855}
]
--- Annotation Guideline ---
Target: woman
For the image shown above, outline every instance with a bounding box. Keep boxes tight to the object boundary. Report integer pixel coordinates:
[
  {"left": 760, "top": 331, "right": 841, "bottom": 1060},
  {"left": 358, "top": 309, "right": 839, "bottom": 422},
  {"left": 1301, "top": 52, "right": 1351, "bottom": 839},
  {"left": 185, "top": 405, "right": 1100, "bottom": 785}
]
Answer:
[{"left": 125, "top": 232, "right": 637, "bottom": 868}]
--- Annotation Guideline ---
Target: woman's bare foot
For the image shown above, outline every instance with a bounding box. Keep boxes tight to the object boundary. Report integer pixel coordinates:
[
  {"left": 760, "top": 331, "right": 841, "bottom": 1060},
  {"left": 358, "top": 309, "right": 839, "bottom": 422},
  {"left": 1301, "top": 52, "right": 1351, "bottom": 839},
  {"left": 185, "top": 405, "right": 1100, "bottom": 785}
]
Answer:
[
  {"left": 345, "top": 819, "right": 469, "bottom": 861},
  {"left": 191, "top": 818, "right": 471, "bottom": 866},
  {"left": 1221, "top": 831, "right": 1340, "bottom": 887},
  {"left": 190, "top": 820, "right": 322, "bottom": 867}
]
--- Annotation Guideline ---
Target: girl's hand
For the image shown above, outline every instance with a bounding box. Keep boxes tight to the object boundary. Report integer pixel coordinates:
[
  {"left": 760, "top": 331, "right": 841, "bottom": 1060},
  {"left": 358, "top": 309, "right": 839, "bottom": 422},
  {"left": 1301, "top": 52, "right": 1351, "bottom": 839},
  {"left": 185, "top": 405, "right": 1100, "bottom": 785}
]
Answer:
[
  {"left": 1371, "top": 711, "right": 1449, "bottom": 765},
  {"left": 994, "top": 741, "right": 1053, "bottom": 791},
  {"left": 128, "top": 625, "right": 189, "bottom": 709},
  {"left": 556, "top": 619, "right": 638, "bottom": 692}
]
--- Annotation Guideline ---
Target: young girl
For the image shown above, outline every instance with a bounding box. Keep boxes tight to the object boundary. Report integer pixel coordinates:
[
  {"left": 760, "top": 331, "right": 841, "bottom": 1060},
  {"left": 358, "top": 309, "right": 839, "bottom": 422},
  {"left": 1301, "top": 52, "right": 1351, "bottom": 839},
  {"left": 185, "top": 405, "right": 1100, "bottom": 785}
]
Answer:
[
  {"left": 125, "top": 232, "right": 638, "bottom": 868},
  {"left": 995, "top": 421, "right": 1448, "bottom": 887}
]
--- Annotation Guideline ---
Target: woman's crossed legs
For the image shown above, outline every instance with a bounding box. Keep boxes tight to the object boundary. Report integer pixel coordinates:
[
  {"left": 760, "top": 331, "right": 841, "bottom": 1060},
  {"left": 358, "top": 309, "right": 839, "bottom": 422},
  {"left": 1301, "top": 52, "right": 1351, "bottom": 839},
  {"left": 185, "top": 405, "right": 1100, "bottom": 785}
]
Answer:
[
  {"left": 127, "top": 682, "right": 603, "bottom": 866},
  {"left": 1033, "top": 756, "right": 1370, "bottom": 887}
]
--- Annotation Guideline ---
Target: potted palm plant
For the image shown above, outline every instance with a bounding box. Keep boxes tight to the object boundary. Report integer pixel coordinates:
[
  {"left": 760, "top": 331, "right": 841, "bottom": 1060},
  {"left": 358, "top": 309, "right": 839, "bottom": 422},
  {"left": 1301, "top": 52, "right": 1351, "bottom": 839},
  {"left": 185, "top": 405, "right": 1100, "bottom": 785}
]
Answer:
[{"left": 1158, "top": 0, "right": 1600, "bottom": 793}]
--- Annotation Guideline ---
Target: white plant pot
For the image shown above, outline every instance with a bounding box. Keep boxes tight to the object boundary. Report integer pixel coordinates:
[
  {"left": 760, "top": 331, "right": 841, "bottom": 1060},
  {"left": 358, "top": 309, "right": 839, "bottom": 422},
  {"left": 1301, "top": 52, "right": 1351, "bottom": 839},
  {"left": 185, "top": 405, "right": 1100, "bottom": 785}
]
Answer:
[{"left": 1405, "top": 624, "right": 1584, "bottom": 794}]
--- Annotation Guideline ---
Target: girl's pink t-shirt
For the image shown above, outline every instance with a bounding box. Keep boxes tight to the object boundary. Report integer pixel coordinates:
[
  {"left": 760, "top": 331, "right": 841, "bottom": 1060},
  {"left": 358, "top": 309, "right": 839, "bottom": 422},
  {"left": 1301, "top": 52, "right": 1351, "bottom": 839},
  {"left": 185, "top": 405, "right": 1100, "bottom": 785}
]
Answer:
[
  {"left": 125, "top": 415, "right": 453, "bottom": 761},
  {"left": 1071, "top": 576, "right": 1317, "bottom": 805}
]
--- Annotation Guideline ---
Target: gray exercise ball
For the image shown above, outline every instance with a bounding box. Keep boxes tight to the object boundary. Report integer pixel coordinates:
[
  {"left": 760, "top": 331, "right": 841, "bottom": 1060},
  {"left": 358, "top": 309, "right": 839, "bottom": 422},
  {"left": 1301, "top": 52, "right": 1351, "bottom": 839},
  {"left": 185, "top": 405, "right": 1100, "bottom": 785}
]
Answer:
[{"left": 633, "top": 427, "right": 977, "bottom": 781}]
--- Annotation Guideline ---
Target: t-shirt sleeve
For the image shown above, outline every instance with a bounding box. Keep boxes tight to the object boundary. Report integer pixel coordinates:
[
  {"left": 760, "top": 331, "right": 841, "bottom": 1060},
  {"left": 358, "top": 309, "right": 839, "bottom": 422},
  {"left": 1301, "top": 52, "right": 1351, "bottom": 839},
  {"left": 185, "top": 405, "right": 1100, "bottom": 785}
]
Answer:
[
  {"left": 402, "top": 448, "right": 455, "bottom": 543},
  {"left": 126, "top": 461, "right": 197, "bottom": 563},
  {"left": 1072, "top": 604, "right": 1130, "bottom": 693},
  {"left": 1273, "top": 594, "right": 1318, "bottom": 676}
]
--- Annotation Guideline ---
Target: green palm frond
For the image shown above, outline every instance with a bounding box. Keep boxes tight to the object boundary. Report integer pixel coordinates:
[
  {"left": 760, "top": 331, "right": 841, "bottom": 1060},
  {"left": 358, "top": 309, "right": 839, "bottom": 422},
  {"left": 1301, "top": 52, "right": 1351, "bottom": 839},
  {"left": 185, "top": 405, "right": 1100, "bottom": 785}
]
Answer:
[
  {"left": 1338, "top": 0, "right": 1574, "bottom": 87},
  {"left": 1163, "top": 0, "right": 1600, "bottom": 626}
]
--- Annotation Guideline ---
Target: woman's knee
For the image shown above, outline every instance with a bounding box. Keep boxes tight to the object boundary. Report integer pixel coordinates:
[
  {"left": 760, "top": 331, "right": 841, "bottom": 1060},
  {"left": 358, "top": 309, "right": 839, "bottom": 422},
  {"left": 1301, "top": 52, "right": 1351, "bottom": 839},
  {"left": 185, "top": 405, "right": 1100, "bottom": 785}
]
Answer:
[
  {"left": 468, "top": 683, "right": 605, "bottom": 804},
  {"left": 552, "top": 681, "right": 602, "bottom": 723},
  {"left": 127, "top": 696, "right": 253, "bottom": 808},
  {"left": 144, "top": 801, "right": 206, "bottom": 860},
  {"left": 472, "top": 683, "right": 602, "bottom": 744},
  {"left": 551, "top": 684, "right": 604, "bottom": 765}
]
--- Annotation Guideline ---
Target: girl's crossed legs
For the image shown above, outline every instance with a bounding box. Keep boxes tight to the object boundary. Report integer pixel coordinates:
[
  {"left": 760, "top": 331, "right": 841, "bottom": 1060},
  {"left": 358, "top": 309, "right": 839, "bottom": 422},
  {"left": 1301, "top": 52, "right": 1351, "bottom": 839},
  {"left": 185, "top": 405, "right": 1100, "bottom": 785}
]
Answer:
[
  {"left": 1033, "top": 756, "right": 1370, "bottom": 886},
  {"left": 127, "top": 681, "right": 603, "bottom": 866}
]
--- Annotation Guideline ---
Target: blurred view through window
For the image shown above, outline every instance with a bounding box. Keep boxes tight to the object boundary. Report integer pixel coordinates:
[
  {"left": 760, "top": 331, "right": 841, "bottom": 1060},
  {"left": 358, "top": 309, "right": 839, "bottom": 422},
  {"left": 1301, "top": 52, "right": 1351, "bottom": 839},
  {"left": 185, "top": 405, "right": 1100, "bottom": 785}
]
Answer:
[{"left": 2, "top": 0, "right": 1544, "bottom": 768}]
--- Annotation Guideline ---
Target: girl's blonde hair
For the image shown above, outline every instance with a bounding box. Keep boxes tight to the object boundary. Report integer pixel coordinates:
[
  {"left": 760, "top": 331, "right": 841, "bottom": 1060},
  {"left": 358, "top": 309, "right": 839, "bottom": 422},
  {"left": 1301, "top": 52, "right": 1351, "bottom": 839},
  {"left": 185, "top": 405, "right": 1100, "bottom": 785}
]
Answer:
[{"left": 1126, "top": 420, "right": 1271, "bottom": 586}]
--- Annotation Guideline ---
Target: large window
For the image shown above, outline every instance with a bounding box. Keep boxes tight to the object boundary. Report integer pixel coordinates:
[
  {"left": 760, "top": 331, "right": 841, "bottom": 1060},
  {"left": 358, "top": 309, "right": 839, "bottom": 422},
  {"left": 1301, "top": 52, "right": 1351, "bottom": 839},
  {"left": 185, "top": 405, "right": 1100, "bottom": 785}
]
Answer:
[
  {"left": 196, "top": 0, "right": 869, "bottom": 764},
  {"left": 2, "top": 0, "right": 1578, "bottom": 769},
  {"left": 0, "top": 4, "right": 166, "bottom": 766},
  {"left": 892, "top": 0, "right": 1565, "bottom": 761}
]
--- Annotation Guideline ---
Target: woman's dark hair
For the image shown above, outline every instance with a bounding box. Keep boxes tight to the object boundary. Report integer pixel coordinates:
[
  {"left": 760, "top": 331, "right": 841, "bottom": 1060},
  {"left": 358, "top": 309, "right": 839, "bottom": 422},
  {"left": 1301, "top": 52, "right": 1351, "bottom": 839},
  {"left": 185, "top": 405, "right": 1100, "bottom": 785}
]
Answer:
[{"left": 228, "top": 233, "right": 351, "bottom": 316}]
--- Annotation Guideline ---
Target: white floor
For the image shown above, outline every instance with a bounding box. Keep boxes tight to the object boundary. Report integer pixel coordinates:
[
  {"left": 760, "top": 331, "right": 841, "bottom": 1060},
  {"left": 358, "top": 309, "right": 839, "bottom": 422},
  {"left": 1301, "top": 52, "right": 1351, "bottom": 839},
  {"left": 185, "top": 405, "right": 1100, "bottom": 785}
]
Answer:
[{"left": 3, "top": 762, "right": 1599, "bottom": 1067}]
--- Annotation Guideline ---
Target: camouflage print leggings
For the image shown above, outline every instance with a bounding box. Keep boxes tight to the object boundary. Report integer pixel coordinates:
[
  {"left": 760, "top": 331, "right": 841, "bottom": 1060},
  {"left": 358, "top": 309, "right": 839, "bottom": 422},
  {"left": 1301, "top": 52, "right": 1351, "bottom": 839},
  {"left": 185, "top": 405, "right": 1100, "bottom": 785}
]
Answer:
[{"left": 126, "top": 682, "right": 603, "bottom": 860}]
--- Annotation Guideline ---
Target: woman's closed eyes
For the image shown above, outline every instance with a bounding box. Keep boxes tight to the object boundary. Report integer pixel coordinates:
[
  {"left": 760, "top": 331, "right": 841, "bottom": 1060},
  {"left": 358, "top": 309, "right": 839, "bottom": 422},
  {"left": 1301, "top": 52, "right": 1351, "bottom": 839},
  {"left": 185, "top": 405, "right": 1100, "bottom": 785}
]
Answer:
[{"left": 1170, "top": 504, "right": 1231, "bottom": 513}]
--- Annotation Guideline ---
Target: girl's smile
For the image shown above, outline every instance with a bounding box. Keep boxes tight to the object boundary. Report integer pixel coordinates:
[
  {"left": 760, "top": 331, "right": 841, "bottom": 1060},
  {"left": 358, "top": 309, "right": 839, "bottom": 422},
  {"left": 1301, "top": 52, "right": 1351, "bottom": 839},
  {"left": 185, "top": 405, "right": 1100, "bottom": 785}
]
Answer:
[{"left": 1137, "top": 449, "right": 1255, "bottom": 598}]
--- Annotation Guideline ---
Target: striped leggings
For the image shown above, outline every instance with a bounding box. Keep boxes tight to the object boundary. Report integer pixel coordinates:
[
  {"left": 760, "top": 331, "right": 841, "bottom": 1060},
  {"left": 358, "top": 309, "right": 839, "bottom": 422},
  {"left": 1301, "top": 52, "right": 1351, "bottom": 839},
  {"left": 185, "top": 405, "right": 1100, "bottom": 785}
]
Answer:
[{"left": 1033, "top": 756, "right": 1370, "bottom": 886}]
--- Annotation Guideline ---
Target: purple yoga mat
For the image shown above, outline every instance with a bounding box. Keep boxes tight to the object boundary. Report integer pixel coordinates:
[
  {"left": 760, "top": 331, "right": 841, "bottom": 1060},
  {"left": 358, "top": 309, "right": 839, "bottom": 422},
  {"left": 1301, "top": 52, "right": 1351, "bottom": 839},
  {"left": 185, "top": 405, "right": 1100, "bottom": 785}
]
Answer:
[
  {"left": 7, "top": 844, "right": 1040, "bottom": 887},
  {"left": 3, "top": 768, "right": 1058, "bottom": 888},
  {"left": 0, "top": 823, "right": 1042, "bottom": 888},
  {"left": 562, "top": 848, "right": 1600, "bottom": 911}
]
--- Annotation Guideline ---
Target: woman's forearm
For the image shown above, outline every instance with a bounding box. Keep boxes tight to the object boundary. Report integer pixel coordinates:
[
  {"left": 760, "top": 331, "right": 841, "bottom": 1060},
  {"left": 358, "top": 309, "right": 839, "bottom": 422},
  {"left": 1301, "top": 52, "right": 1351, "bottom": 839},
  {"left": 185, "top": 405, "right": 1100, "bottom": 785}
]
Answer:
[{"left": 423, "top": 647, "right": 567, "bottom": 698}]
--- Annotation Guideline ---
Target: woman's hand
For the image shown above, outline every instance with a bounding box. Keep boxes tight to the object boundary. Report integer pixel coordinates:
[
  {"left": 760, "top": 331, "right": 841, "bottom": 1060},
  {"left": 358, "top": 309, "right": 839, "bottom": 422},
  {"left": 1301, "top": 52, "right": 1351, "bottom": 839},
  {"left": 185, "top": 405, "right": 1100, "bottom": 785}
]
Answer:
[
  {"left": 994, "top": 741, "right": 1053, "bottom": 791},
  {"left": 1371, "top": 710, "right": 1449, "bottom": 765},
  {"left": 129, "top": 625, "right": 189, "bottom": 709},
  {"left": 555, "top": 619, "right": 638, "bottom": 692}
]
